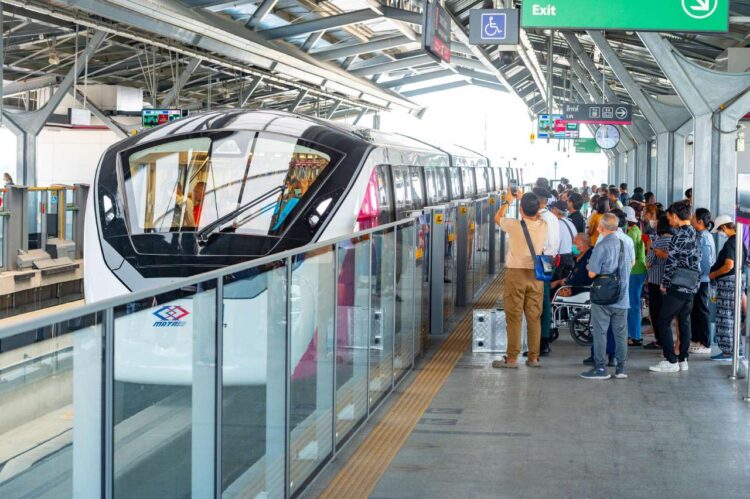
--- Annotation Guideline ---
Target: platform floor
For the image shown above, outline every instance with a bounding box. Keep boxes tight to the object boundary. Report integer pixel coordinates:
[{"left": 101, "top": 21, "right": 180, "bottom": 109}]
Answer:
[{"left": 305, "top": 274, "right": 750, "bottom": 499}]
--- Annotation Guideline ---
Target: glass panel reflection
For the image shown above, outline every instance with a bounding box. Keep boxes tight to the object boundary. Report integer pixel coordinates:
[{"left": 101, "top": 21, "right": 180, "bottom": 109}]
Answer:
[
  {"left": 335, "top": 236, "right": 370, "bottom": 445},
  {"left": 221, "top": 263, "right": 286, "bottom": 499},
  {"left": 113, "top": 281, "right": 217, "bottom": 498},
  {"left": 0, "top": 314, "right": 102, "bottom": 498},
  {"left": 394, "top": 225, "right": 416, "bottom": 380},
  {"left": 289, "top": 247, "right": 335, "bottom": 494},
  {"left": 369, "top": 228, "right": 395, "bottom": 408}
]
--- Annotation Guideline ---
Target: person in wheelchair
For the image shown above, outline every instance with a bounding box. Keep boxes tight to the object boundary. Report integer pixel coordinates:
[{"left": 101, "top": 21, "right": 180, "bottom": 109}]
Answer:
[{"left": 551, "top": 233, "right": 594, "bottom": 297}]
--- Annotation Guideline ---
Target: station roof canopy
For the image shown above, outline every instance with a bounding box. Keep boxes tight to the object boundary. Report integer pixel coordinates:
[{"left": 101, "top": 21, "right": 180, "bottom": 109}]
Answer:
[{"left": 2, "top": 0, "right": 750, "bottom": 123}]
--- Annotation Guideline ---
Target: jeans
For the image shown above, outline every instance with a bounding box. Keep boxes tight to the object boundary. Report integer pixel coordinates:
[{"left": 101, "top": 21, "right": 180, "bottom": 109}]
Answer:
[
  {"left": 541, "top": 281, "right": 551, "bottom": 339},
  {"left": 658, "top": 291, "right": 695, "bottom": 363},
  {"left": 691, "top": 282, "right": 711, "bottom": 347},
  {"left": 590, "top": 304, "right": 628, "bottom": 370},
  {"left": 628, "top": 273, "right": 647, "bottom": 341}
]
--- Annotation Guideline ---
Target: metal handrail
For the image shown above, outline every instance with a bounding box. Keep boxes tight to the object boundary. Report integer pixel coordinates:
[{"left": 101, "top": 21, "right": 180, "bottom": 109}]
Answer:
[{"left": 0, "top": 217, "right": 417, "bottom": 339}]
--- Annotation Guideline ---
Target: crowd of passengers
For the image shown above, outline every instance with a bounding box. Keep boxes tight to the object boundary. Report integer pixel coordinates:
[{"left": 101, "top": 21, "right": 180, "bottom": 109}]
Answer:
[{"left": 494, "top": 177, "right": 746, "bottom": 380}]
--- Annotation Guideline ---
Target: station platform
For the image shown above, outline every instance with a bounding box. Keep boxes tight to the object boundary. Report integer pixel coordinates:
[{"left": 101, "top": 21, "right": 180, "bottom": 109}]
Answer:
[{"left": 304, "top": 271, "right": 750, "bottom": 499}]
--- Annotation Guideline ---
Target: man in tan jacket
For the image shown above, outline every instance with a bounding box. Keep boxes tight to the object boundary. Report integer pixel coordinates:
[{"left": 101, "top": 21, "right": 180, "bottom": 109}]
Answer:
[{"left": 494, "top": 190, "right": 548, "bottom": 368}]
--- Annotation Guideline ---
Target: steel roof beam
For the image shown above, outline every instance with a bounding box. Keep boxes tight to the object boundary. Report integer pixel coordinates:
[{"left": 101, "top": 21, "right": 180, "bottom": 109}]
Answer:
[
  {"left": 246, "top": 0, "right": 278, "bottom": 30},
  {"left": 350, "top": 54, "right": 436, "bottom": 76},
  {"left": 27, "top": 0, "right": 421, "bottom": 112},
  {"left": 160, "top": 57, "right": 202, "bottom": 108},
  {"left": 259, "top": 9, "right": 378, "bottom": 40},
  {"left": 401, "top": 81, "right": 469, "bottom": 97},
  {"left": 380, "top": 69, "right": 455, "bottom": 88},
  {"left": 311, "top": 35, "right": 414, "bottom": 60}
]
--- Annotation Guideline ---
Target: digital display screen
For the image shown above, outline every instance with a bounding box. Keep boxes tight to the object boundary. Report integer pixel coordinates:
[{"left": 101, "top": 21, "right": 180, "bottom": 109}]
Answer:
[
  {"left": 423, "top": 1, "right": 452, "bottom": 64},
  {"left": 537, "top": 114, "right": 579, "bottom": 139},
  {"left": 142, "top": 109, "right": 185, "bottom": 129}
]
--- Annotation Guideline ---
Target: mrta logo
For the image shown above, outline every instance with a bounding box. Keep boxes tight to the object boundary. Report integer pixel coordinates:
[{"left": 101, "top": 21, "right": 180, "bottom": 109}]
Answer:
[{"left": 152, "top": 305, "right": 190, "bottom": 327}]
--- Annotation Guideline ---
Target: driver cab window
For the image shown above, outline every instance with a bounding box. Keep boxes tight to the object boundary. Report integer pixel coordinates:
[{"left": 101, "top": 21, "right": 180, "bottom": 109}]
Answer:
[{"left": 124, "top": 132, "right": 337, "bottom": 235}]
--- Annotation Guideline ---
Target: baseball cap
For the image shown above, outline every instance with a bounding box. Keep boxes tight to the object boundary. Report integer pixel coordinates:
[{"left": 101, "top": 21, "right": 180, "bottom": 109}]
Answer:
[
  {"left": 623, "top": 206, "right": 638, "bottom": 223},
  {"left": 712, "top": 214, "right": 734, "bottom": 233}
]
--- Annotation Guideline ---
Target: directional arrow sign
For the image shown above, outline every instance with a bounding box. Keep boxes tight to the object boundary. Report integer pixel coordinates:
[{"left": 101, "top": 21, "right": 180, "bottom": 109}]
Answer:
[
  {"left": 522, "top": 0, "right": 728, "bottom": 32},
  {"left": 562, "top": 104, "right": 632, "bottom": 125}
]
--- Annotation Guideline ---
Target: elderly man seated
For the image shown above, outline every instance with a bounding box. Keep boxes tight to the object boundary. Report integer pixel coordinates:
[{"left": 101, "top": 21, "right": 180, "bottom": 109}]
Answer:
[{"left": 551, "top": 233, "right": 594, "bottom": 297}]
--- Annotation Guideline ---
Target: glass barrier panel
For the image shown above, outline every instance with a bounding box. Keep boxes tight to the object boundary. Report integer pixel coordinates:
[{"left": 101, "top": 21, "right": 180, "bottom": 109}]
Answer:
[
  {"left": 0, "top": 313, "right": 102, "bottom": 498},
  {"left": 113, "top": 280, "right": 217, "bottom": 498},
  {"left": 289, "top": 246, "right": 335, "bottom": 495},
  {"left": 394, "top": 224, "right": 416, "bottom": 380},
  {"left": 465, "top": 204, "right": 475, "bottom": 300},
  {"left": 221, "top": 263, "right": 286, "bottom": 499},
  {"left": 27, "top": 191, "right": 42, "bottom": 250},
  {"left": 334, "top": 236, "right": 370, "bottom": 446},
  {"left": 369, "top": 228, "right": 395, "bottom": 408},
  {"left": 444, "top": 207, "right": 457, "bottom": 323},
  {"left": 415, "top": 218, "right": 429, "bottom": 358}
]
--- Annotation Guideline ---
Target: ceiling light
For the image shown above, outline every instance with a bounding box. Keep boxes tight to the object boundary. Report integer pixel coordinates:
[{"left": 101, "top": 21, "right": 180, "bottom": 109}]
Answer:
[{"left": 48, "top": 52, "right": 60, "bottom": 66}]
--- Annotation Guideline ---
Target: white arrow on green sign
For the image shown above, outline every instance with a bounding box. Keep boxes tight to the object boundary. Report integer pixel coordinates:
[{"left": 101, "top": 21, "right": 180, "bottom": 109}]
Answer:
[{"left": 522, "top": 0, "right": 728, "bottom": 32}]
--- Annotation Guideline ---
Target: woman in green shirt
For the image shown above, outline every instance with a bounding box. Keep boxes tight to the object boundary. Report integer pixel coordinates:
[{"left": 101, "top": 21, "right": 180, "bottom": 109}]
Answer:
[{"left": 624, "top": 207, "right": 648, "bottom": 346}]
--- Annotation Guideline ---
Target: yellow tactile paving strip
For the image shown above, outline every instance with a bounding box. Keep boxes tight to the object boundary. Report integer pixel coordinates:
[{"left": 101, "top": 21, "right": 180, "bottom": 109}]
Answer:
[{"left": 320, "top": 270, "right": 505, "bottom": 499}]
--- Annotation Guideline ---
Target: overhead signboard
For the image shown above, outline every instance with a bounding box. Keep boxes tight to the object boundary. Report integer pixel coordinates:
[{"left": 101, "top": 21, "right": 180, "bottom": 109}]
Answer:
[
  {"left": 469, "top": 9, "right": 520, "bottom": 46},
  {"left": 562, "top": 103, "right": 633, "bottom": 125},
  {"left": 574, "top": 138, "right": 601, "bottom": 154},
  {"left": 142, "top": 109, "right": 186, "bottom": 128},
  {"left": 538, "top": 114, "right": 579, "bottom": 139},
  {"left": 521, "top": 0, "right": 728, "bottom": 33},
  {"left": 422, "top": 1, "right": 452, "bottom": 64}
]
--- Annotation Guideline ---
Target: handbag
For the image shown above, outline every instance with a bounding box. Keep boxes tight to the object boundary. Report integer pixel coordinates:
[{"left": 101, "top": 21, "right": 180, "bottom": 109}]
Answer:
[
  {"left": 669, "top": 231, "right": 702, "bottom": 290},
  {"left": 590, "top": 239, "right": 624, "bottom": 305},
  {"left": 521, "top": 220, "right": 554, "bottom": 282}
]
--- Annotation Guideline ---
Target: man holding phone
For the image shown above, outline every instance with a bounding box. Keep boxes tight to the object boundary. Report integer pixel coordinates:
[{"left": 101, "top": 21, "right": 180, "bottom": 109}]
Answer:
[{"left": 494, "top": 189, "right": 548, "bottom": 368}]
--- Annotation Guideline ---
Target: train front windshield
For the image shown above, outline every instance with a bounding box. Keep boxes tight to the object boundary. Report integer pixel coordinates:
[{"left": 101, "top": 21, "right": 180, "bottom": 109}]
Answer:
[{"left": 123, "top": 131, "right": 339, "bottom": 236}]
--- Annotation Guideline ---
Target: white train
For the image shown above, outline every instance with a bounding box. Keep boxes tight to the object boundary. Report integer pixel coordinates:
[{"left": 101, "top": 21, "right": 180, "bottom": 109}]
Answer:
[{"left": 84, "top": 110, "right": 512, "bottom": 385}]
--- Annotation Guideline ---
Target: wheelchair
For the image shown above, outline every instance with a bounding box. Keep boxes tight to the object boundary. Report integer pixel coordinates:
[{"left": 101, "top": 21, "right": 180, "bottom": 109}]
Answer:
[{"left": 550, "top": 285, "right": 593, "bottom": 346}]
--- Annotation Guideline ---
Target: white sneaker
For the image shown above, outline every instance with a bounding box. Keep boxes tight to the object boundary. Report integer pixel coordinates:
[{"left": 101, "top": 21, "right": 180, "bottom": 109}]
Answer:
[
  {"left": 679, "top": 360, "right": 689, "bottom": 371},
  {"left": 649, "top": 360, "right": 680, "bottom": 373},
  {"left": 688, "top": 345, "right": 711, "bottom": 354}
]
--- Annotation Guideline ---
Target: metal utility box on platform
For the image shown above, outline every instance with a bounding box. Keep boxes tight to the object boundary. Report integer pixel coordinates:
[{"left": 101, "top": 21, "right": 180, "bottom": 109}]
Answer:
[{"left": 472, "top": 308, "right": 507, "bottom": 353}]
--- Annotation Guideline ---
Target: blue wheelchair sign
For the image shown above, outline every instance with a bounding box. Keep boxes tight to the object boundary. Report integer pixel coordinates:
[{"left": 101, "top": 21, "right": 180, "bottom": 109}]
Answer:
[
  {"left": 481, "top": 13, "right": 506, "bottom": 41},
  {"left": 469, "top": 9, "right": 519, "bottom": 46}
]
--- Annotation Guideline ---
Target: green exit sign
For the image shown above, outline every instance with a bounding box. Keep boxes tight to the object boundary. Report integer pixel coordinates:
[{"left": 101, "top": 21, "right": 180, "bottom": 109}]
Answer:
[
  {"left": 574, "top": 138, "right": 601, "bottom": 154},
  {"left": 522, "top": 0, "right": 728, "bottom": 32}
]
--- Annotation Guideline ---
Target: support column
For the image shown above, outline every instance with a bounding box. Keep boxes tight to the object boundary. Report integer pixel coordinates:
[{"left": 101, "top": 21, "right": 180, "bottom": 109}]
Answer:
[
  {"left": 639, "top": 32, "right": 750, "bottom": 213},
  {"left": 626, "top": 147, "right": 636, "bottom": 189},
  {"left": 672, "top": 118, "right": 693, "bottom": 203},
  {"left": 590, "top": 31, "right": 693, "bottom": 205},
  {"left": 636, "top": 143, "right": 649, "bottom": 190},
  {"left": 2, "top": 30, "right": 105, "bottom": 186}
]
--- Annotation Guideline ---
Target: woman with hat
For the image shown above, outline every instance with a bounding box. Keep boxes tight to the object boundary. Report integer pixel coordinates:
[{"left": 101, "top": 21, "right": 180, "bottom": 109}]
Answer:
[
  {"left": 624, "top": 206, "right": 648, "bottom": 346},
  {"left": 709, "top": 215, "right": 747, "bottom": 361}
]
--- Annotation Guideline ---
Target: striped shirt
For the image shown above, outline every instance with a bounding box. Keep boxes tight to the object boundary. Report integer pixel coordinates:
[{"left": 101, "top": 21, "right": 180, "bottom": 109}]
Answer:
[{"left": 647, "top": 234, "right": 672, "bottom": 284}]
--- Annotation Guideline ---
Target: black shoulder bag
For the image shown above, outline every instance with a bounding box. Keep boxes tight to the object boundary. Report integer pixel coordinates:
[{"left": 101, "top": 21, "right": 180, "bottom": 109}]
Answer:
[
  {"left": 590, "top": 239, "right": 624, "bottom": 305},
  {"left": 521, "top": 220, "right": 554, "bottom": 282}
]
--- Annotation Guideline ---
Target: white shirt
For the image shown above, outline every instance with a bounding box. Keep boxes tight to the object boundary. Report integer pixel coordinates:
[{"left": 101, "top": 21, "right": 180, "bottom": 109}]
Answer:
[
  {"left": 558, "top": 217, "right": 576, "bottom": 255},
  {"left": 539, "top": 208, "right": 560, "bottom": 256}
]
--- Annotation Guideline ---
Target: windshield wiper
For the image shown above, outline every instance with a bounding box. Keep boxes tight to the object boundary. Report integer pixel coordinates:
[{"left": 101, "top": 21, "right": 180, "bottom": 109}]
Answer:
[{"left": 196, "top": 185, "right": 284, "bottom": 243}]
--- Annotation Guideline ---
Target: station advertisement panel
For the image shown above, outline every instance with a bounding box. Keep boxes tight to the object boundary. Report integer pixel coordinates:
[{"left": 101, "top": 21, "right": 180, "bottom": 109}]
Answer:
[
  {"left": 538, "top": 114, "right": 579, "bottom": 139},
  {"left": 521, "top": 0, "right": 728, "bottom": 33}
]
